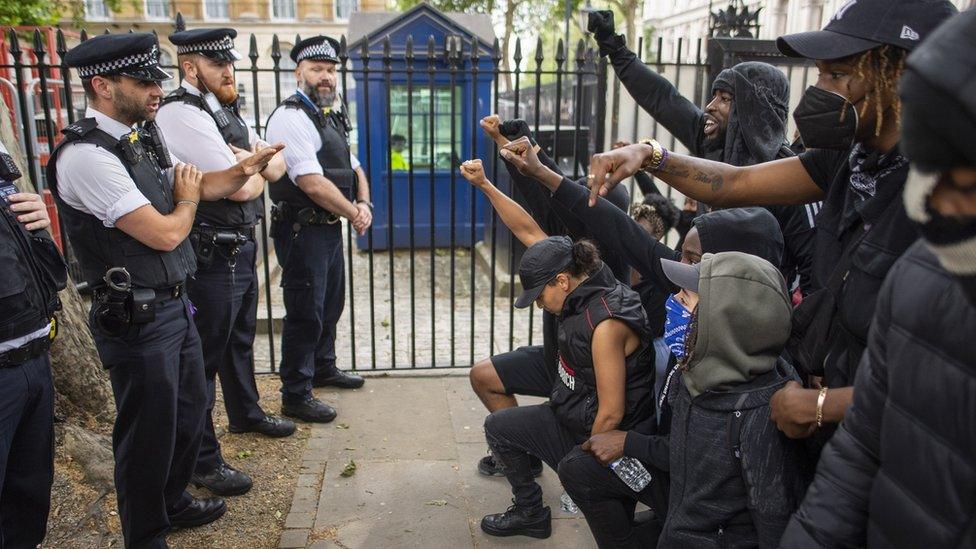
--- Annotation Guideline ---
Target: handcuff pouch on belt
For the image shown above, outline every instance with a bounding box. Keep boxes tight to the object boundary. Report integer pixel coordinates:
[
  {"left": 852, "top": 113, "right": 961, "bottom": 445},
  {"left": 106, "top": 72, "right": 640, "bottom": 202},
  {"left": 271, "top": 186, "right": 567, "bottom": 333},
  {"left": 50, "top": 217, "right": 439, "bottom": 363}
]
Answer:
[
  {"left": 93, "top": 267, "right": 156, "bottom": 336},
  {"left": 272, "top": 203, "right": 340, "bottom": 238},
  {"left": 189, "top": 226, "right": 250, "bottom": 269}
]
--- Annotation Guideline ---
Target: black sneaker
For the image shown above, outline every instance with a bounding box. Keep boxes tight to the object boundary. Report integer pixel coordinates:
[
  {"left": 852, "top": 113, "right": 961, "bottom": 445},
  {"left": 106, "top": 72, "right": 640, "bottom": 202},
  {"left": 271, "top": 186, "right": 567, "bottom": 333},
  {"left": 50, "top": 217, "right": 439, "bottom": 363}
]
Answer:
[
  {"left": 312, "top": 369, "right": 365, "bottom": 389},
  {"left": 192, "top": 462, "right": 253, "bottom": 497},
  {"left": 228, "top": 415, "right": 297, "bottom": 438},
  {"left": 477, "top": 453, "right": 544, "bottom": 478},
  {"left": 480, "top": 502, "right": 551, "bottom": 539},
  {"left": 282, "top": 396, "right": 337, "bottom": 423},
  {"left": 168, "top": 497, "right": 226, "bottom": 529}
]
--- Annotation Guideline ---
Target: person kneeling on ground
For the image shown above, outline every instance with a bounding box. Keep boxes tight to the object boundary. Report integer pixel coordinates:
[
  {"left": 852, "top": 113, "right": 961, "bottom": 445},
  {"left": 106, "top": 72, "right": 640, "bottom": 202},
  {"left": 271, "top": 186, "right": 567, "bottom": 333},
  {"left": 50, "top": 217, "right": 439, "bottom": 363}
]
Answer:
[
  {"left": 656, "top": 251, "right": 810, "bottom": 548},
  {"left": 460, "top": 159, "right": 654, "bottom": 540}
]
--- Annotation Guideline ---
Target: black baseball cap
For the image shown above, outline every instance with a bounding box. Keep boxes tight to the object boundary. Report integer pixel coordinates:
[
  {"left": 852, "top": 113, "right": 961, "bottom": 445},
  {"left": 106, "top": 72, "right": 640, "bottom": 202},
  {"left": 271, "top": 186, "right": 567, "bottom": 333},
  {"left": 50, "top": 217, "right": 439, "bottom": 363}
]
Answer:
[
  {"left": 514, "top": 236, "right": 573, "bottom": 309},
  {"left": 776, "top": 0, "right": 958, "bottom": 60},
  {"left": 660, "top": 258, "right": 701, "bottom": 293}
]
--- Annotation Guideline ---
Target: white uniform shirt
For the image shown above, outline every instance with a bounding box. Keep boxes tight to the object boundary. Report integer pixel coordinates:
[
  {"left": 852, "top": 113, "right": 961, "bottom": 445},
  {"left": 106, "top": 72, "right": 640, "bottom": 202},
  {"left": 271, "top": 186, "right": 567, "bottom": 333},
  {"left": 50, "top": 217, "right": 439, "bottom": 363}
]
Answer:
[
  {"left": 265, "top": 90, "right": 326, "bottom": 184},
  {"left": 155, "top": 81, "right": 261, "bottom": 172},
  {"left": 56, "top": 107, "right": 181, "bottom": 227}
]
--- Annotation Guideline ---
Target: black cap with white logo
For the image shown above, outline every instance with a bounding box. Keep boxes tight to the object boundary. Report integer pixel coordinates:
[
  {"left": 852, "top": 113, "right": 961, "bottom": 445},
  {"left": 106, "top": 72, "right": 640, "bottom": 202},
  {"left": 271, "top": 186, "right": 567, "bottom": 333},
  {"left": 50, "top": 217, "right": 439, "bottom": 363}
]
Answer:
[{"left": 777, "top": 0, "right": 958, "bottom": 60}]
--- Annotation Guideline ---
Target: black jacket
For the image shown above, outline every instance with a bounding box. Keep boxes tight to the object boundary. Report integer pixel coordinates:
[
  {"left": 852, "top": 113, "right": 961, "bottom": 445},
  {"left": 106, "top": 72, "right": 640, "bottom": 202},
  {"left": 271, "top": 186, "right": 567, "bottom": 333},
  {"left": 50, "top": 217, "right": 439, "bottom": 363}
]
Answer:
[
  {"left": 660, "top": 361, "right": 808, "bottom": 549},
  {"left": 780, "top": 242, "right": 976, "bottom": 548},
  {"left": 598, "top": 34, "right": 817, "bottom": 293}
]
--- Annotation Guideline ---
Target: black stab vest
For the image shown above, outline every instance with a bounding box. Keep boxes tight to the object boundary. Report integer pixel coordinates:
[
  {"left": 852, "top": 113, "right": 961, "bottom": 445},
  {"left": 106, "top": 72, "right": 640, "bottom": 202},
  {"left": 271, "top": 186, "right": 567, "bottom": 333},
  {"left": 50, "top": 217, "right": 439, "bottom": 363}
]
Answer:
[
  {"left": 47, "top": 118, "right": 196, "bottom": 289},
  {"left": 0, "top": 168, "right": 67, "bottom": 341},
  {"left": 268, "top": 94, "right": 356, "bottom": 209},
  {"left": 161, "top": 87, "right": 260, "bottom": 228},
  {"left": 550, "top": 263, "right": 654, "bottom": 439}
]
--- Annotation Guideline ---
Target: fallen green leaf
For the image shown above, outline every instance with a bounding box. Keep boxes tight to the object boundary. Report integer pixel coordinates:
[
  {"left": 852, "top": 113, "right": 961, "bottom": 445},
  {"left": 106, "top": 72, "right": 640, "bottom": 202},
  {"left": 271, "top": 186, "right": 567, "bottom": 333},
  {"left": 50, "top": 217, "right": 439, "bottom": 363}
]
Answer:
[
  {"left": 380, "top": 318, "right": 390, "bottom": 327},
  {"left": 274, "top": 510, "right": 282, "bottom": 519},
  {"left": 236, "top": 450, "right": 252, "bottom": 459},
  {"left": 344, "top": 447, "right": 357, "bottom": 451},
  {"left": 425, "top": 499, "right": 448, "bottom": 507},
  {"left": 340, "top": 460, "right": 357, "bottom": 478},
  {"left": 336, "top": 423, "right": 349, "bottom": 430}
]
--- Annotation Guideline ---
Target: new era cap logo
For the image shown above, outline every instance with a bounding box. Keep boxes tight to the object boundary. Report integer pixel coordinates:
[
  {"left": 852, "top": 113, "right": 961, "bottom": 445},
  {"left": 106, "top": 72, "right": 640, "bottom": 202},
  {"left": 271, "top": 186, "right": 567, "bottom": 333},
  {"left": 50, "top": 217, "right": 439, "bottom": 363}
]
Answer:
[{"left": 900, "top": 25, "right": 919, "bottom": 40}]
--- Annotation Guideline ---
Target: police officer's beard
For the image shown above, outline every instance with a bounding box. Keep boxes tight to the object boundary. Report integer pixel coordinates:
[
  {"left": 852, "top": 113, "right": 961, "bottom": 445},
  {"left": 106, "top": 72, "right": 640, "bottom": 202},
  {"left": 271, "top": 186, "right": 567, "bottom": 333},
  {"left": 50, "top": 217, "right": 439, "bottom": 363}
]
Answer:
[
  {"left": 301, "top": 80, "right": 335, "bottom": 108},
  {"left": 114, "top": 88, "right": 154, "bottom": 124}
]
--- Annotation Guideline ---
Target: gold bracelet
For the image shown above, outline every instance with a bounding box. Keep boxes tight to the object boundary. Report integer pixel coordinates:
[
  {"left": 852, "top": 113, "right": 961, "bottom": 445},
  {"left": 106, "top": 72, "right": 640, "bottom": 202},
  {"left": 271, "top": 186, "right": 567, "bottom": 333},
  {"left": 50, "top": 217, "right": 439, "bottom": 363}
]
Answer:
[
  {"left": 816, "top": 386, "right": 828, "bottom": 428},
  {"left": 638, "top": 139, "right": 666, "bottom": 172},
  {"left": 177, "top": 200, "right": 198, "bottom": 208}
]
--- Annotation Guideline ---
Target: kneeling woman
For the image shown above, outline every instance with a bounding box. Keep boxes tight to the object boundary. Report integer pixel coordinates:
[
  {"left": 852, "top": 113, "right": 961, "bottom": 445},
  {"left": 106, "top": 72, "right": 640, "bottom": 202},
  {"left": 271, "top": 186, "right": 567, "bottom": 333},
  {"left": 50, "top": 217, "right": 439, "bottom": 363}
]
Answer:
[{"left": 460, "top": 159, "right": 654, "bottom": 540}]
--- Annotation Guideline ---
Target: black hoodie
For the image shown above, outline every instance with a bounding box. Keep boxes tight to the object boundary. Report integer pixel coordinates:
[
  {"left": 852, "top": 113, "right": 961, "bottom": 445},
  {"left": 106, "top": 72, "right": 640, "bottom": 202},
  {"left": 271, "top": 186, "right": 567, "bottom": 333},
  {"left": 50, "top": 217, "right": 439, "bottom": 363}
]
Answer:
[{"left": 596, "top": 33, "right": 818, "bottom": 294}]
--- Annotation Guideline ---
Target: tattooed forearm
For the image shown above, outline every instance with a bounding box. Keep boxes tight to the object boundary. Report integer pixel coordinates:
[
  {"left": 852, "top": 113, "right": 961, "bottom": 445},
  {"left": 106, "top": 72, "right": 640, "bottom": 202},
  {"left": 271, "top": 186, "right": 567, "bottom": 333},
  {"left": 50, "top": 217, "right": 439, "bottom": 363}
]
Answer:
[{"left": 692, "top": 169, "right": 724, "bottom": 191}]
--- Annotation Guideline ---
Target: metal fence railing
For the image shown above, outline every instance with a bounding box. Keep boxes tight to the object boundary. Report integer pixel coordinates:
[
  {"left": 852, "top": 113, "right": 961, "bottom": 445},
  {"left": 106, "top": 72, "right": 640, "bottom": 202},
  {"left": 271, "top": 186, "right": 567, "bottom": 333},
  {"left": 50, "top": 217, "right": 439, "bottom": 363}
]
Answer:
[
  {"left": 1, "top": 26, "right": 611, "bottom": 372},
  {"left": 2, "top": 25, "right": 810, "bottom": 373}
]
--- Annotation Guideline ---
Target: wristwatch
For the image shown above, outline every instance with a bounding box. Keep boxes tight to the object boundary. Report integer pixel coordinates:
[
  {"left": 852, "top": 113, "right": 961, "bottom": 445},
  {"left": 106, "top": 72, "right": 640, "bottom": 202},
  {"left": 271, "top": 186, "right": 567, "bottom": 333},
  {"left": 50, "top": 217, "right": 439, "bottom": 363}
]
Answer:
[
  {"left": 637, "top": 138, "right": 667, "bottom": 172},
  {"left": 357, "top": 200, "right": 374, "bottom": 212}
]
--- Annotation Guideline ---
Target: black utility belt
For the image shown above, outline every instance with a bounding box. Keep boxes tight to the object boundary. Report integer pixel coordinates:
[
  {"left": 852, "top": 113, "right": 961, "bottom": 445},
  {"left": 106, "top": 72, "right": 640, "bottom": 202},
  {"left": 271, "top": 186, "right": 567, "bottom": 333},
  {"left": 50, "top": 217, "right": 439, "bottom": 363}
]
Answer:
[
  {"left": 273, "top": 203, "right": 340, "bottom": 226},
  {"left": 93, "top": 283, "right": 184, "bottom": 305},
  {"left": 192, "top": 225, "right": 256, "bottom": 245},
  {"left": 0, "top": 333, "right": 52, "bottom": 368}
]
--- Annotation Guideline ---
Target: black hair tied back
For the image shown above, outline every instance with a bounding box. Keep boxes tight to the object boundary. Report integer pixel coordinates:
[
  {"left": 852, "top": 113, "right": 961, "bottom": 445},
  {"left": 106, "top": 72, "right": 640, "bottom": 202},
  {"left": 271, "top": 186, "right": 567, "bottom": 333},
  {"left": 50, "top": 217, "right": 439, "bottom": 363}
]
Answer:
[{"left": 567, "top": 239, "right": 601, "bottom": 278}]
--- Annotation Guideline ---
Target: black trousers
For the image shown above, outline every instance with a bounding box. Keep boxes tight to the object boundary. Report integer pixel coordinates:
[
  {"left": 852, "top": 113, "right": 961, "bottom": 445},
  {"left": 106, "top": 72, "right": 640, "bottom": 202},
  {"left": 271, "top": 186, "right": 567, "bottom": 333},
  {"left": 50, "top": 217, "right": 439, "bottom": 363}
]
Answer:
[
  {"left": 0, "top": 352, "right": 53, "bottom": 548},
  {"left": 272, "top": 219, "right": 345, "bottom": 401},
  {"left": 484, "top": 404, "right": 584, "bottom": 510},
  {"left": 187, "top": 239, "right": 265, "bottom": 474},
  {"left": 558, "top": 450, "right": 662, "bottom": 548},
  {"left": 91, "top": 295, "right": 206, "bottom": 549}
]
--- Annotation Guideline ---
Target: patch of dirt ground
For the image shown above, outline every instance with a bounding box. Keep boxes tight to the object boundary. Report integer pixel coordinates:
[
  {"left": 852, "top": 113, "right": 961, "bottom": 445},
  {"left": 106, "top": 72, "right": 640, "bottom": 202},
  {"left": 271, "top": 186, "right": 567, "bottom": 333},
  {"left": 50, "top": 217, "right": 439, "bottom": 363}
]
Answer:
[{"left": 44, "top": 375, "right": 308, "bottom": 549}]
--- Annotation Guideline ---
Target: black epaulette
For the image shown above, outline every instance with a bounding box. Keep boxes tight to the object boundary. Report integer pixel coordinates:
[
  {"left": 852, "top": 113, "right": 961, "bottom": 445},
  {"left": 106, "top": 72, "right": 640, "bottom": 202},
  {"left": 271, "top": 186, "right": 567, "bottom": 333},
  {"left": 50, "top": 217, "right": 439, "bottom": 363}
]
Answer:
[
  {"left": 281, "top": 94, "right": 326, "bottom": 127},
  {"left": 61, "top": 118, "right": 98, "bottom": 140}
]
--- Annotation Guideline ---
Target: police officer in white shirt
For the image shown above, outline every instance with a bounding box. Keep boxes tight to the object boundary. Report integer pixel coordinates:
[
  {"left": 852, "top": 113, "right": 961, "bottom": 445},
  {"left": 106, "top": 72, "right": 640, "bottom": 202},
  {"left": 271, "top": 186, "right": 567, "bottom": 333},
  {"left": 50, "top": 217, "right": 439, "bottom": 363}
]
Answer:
[
  {"left": 157, "top": 27, "right": 294, "bottom": 499},
  {"left": 48, "top": 33, "right": 281, "bottom": 548},
  {"left": 265, "top": 36, "right": 370, "bottom": 424}
]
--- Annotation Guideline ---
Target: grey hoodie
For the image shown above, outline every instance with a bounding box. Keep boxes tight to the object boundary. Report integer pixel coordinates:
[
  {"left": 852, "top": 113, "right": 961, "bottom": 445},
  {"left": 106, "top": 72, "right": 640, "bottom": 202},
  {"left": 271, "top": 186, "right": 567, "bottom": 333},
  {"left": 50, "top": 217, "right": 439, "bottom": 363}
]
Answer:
[
  {"left": 660, "top": 252, "right": 810, "bottom": 549},
  {"left": 682, "top": 252, "right": 793, "bottom": 398}
]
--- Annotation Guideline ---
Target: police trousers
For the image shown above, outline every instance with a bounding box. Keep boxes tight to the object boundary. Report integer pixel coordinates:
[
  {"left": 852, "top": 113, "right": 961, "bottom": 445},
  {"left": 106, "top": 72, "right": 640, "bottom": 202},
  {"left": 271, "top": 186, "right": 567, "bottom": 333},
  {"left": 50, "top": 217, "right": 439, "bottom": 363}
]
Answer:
[
  {"left": 272, "top": 218, "right": 344, "bottom": 401},
  {"left": 90, "top": 295, "right": 206, "bottom": 549},
  {"left": 0, "top": 352, "right": 53, "bottom": 548},
  {"left": 187, "top": 239, "right": 264, "bottom": 474}
]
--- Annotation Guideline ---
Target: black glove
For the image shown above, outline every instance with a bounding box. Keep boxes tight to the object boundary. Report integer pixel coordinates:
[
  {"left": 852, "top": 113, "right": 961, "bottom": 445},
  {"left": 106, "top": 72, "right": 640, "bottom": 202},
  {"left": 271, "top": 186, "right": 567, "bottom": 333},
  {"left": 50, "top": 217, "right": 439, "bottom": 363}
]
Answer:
[{"left": 587, "top": 10, "right": 616, "bottom": 40}]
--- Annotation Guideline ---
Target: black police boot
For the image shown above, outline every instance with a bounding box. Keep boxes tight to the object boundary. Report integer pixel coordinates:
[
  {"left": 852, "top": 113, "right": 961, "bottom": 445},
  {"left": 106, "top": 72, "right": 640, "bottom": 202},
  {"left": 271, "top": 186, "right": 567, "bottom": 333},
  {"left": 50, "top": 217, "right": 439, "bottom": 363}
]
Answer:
[
  {"left": 228, "top": 415, "right": 297, "bottom": 438},
  {"left": 168, "top": 497, "right": 227, "bottom": 528},
  {"left": 480, "top": 501, "right": 551, "bottom": 539},
  {"left": 192, "top": 462, "right": 253, "bottom": 497},
  {"left": 282, "top": 396, "right": 338, "bottom": 423},
  {"left": 312, "top": 368, "right": 365, "bottom": 389},
  {"left": 477, "top": 452, "right": 544, "bottom": 478}
]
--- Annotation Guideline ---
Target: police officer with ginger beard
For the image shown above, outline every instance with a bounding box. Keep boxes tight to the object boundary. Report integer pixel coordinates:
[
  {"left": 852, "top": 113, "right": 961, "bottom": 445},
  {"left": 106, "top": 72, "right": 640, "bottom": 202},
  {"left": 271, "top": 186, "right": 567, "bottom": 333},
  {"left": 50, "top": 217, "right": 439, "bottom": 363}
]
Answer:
[{"left": 156, "top": 27, "right": 294, "bottom": 499}]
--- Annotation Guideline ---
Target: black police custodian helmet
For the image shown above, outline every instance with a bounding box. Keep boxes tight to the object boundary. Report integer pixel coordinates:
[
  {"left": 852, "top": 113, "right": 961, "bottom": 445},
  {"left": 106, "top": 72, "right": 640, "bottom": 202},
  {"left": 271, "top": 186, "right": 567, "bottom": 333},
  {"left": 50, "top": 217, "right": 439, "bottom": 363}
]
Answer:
[
  {"left": 65, "top": 33, "right": 171, "bottom": 82},
  {"left": 776, "top": 0, "right": 957, "bottom": 60},
  {"left": 290, "top": 36, "right": 341, "bottom": 64},
  {"left": 169, "top": 27, "right": 242, "bottom": 63}
]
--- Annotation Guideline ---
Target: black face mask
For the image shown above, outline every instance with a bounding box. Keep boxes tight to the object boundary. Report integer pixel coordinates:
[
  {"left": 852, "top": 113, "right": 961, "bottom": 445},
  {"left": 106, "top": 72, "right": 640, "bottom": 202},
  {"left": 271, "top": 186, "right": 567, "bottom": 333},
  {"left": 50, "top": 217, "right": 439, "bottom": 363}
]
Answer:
[{"left": 793, "top": 86, "right": 858, "bottom": 150}]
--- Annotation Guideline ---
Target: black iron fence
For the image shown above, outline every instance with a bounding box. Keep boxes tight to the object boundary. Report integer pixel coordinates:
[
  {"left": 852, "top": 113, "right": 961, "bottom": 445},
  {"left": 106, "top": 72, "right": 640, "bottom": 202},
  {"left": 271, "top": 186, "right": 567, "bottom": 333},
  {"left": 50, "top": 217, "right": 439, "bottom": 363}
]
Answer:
[{"left": 1, "top": 25, "right": 812, "bottom": 373}]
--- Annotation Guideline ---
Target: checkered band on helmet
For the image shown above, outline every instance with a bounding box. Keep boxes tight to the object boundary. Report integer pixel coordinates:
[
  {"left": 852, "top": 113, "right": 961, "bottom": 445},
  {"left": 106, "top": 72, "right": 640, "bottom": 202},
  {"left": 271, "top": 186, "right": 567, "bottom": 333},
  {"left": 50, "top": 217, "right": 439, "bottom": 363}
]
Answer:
[
  {"left": 296, "top": 40, "right": 337, "bottom": 62},
  {"left": 176, "top": 35, "right": 235, "bottom": 54},
  {"left": 77, "top": 45, "right": 160, "bottom": 78}
]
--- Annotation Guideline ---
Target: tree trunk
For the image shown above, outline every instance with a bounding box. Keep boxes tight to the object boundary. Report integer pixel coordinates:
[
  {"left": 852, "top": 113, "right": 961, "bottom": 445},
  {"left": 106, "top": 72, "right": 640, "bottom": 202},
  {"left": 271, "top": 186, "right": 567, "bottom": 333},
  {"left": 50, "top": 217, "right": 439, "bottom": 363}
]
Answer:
[
  {"left": 500, "top": 0, "right": 518, "bottom": 91},
  {"left": 0, "top": 99, "right": 114, "bottom": 425}
]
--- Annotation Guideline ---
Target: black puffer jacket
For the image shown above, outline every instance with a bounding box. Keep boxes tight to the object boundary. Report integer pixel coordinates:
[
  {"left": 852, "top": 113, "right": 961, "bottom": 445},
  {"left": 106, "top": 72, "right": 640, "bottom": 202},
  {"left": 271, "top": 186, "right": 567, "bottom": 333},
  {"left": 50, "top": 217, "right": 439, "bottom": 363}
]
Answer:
[{"left": 780, "top": 242, "right": 976, "bottom": 548}]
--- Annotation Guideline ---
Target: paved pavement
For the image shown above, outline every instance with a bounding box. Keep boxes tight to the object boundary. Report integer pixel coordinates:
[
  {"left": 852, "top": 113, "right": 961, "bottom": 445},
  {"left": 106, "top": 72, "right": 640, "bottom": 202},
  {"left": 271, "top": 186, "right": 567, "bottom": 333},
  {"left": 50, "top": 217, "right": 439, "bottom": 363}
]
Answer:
[{"left": 277, "top": 375, "right": 597, "bottom": 549}]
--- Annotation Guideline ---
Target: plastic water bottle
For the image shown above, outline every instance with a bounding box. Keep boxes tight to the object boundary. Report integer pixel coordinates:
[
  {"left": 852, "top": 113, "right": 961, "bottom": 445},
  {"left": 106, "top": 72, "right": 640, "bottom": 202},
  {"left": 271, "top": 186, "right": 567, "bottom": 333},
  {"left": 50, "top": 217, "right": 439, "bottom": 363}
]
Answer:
[
  {"left": 559, "top": 492, "right": 579, "bottom": 514},
  {"left": 610, "top": 457, "right": 652, "bottom": 492}
]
